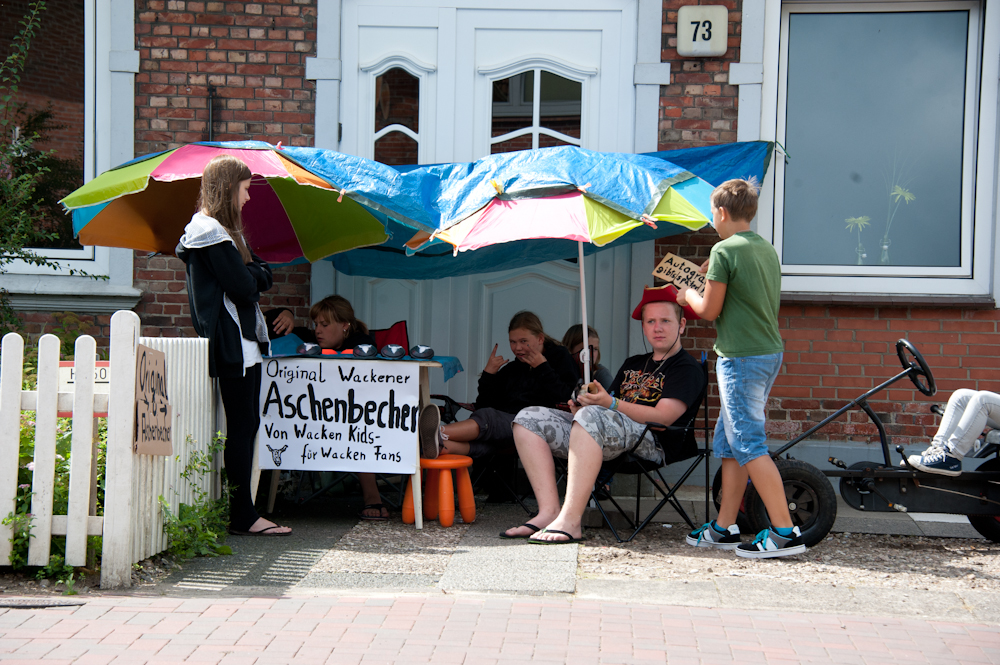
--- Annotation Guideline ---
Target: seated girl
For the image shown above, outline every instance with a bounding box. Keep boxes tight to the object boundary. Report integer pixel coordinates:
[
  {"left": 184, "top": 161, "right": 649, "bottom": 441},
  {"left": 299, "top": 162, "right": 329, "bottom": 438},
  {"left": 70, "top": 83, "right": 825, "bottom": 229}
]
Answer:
[
  {"left": 268, "top": 296, "right": 389, "bottom": 521},
  {"left": 421, "top": 311, "right": 578, "bottom": 459},
  {"left": 562, "top": 324, "right": 614, "bottom": 390}
]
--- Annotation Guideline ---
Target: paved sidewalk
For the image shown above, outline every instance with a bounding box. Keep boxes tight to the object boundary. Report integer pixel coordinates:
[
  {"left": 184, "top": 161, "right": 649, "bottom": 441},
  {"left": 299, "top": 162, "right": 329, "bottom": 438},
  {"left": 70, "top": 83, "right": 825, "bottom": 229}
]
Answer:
[{"left": 0, "top": 593, "right": 997, "bottom": 664}]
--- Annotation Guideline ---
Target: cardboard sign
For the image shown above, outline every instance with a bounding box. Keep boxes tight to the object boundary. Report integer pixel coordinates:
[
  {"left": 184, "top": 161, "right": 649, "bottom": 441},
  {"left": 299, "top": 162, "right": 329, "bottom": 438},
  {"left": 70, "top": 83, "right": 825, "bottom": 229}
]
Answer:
[
  {"left": 258, "top": 358, "right": 420, "bottom": 474},
  {"left": 652, "top": 252, "right": 706, "bottom": 296},
  {"left": 133, "top": 344, "right": 173, "bottom": 456}
]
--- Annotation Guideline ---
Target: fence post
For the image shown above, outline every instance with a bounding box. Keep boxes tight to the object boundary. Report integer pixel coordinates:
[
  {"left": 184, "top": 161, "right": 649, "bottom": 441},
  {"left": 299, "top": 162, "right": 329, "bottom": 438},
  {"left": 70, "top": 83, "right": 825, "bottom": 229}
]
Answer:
[
  {"left": 101, "top": 311, "right": 139, "bottom": 588},
  {"left": 65, "top": 336, "right": 96, "bottom": 566},
  {"left": 0, "top": 334, "right": 24, "bottom": 566},
  {"left": 28, "top": 334, "right": 60, "bottom": 566}
]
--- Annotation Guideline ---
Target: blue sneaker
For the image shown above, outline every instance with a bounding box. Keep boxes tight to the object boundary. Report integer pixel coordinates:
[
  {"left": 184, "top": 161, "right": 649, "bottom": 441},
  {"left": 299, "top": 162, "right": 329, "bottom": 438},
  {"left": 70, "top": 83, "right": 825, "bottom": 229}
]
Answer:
[
  {"left": 907, "top": 446, "right": 961, "bottom": 477},
  {"left": 686, "top": 521, "right": 741, "bottom": 549},
  {"left": 735, "top": 526, "right": 806, "bottom": 559}
]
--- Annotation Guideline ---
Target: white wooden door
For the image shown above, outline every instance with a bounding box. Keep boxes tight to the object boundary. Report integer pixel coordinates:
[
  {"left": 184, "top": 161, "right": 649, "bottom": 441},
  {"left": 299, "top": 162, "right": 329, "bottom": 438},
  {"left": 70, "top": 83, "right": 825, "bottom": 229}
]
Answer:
[{"left": 329, "top": 1, "right": 645, "bottom": 401}]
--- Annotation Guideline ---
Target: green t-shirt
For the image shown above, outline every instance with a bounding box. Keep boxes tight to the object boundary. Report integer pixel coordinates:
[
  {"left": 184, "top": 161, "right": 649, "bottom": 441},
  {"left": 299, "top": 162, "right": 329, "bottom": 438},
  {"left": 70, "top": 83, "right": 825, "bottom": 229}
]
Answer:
[{"left": 705, "top": 231, "right": 784, "bottom": 358}]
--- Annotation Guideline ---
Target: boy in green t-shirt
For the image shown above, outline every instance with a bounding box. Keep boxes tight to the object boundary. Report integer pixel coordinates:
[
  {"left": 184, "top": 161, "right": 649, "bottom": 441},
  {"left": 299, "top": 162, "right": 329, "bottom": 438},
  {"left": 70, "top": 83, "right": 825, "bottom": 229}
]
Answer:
[{"left": 677, "top": 178, "right": 805, "bottom": 558}]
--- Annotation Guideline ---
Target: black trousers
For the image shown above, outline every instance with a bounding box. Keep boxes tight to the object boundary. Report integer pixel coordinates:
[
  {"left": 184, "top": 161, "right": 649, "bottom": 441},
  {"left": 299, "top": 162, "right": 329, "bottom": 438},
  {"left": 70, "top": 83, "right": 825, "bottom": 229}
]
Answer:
[{"left": 218, "top": 363, "right": 262, "bottom": 531}]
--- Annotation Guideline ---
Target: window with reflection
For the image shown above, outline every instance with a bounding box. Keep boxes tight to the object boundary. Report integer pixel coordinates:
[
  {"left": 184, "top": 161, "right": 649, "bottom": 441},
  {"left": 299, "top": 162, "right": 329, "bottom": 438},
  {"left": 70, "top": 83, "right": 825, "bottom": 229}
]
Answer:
[
  {"left": 373, "top": 67, "right": 419, "bottom": 166},
  {"left": 780, "top": 9, "right": 971, "bottom": 270},
  {"left": 490, "top": 69, "right": 581, "bottom": 154}
]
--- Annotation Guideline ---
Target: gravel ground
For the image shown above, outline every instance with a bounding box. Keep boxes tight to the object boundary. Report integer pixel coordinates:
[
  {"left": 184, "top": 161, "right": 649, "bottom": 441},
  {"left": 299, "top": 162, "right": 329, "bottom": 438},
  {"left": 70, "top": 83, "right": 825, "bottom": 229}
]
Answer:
[
  {"left": 310, "top": 518, "right": 471, "bottom": 576},
  {"left": 579, "top": 525, "right": 1000, "bottom": 591}
]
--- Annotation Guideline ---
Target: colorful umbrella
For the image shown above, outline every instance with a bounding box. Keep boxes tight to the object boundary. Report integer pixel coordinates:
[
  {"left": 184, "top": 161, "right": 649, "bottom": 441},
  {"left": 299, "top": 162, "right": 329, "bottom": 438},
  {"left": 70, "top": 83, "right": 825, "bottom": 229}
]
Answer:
[
  {"left": 61, "top": 142, "right": 389, "bottom": 263},
  {"left": 413, "top": 172, "right": 715, "bottom": 383}
]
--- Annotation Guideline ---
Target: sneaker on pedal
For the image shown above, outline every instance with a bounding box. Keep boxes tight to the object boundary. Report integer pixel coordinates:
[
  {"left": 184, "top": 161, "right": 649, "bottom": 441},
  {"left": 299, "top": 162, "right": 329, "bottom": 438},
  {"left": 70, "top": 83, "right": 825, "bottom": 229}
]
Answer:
[
  {"left": 686, "top": 521, "right": 741, "bottom": 549},
  {"left": 419, "top": 405, "right": 441, "bottom": 459},
  {"left": 906, "top": 446, "right": 961, "bottom": 477},
  {"left": 735, "top": 526, "right": 806, "bottom": 559}
]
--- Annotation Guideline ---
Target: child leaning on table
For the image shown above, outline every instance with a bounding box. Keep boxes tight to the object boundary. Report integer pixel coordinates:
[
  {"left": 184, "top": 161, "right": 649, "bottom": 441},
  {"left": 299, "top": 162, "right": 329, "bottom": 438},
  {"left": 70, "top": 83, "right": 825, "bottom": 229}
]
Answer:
[{"left": 676, "top": 178, "right": 804, "bottom": 559}]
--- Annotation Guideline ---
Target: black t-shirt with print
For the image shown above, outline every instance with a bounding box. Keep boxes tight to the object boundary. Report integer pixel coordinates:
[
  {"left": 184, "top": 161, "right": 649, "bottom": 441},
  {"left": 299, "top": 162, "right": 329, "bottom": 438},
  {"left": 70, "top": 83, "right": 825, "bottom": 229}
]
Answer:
[{"left": 608, "top": 348, "right": 705, "bottom": 462}]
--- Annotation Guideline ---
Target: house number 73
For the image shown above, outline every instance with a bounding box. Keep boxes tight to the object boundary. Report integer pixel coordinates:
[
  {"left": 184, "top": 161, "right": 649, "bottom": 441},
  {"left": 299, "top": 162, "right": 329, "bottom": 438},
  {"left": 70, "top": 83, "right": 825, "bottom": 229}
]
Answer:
[{"left": 690, "top": 20, "right": 712, "bottom": 41}]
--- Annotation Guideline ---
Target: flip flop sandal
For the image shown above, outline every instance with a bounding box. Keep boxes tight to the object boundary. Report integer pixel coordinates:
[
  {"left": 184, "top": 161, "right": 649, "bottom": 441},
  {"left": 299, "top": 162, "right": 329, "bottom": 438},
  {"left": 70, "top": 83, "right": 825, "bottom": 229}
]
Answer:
[
  {"left": 498, "top": 522, "right": 542, "bottom": 539},
  {"left": 527, "top": 529, "right": 586, "bottom": 544},
  {"left": 229, "top": 525, "right": 292, "bottom": 537},
  {"left": 358, "top": 503, "right": 389, "bottom": 521}
]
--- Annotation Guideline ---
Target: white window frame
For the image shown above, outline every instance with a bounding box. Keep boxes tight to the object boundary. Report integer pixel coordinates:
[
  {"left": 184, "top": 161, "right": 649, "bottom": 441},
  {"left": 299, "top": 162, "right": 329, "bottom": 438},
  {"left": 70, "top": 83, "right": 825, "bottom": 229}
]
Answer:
[
  {"left": 750, "top": 0, "right": 1000, "bottom": 297},
  {"left": 5, "top": 0, "right": 141, "bottom": 312}
]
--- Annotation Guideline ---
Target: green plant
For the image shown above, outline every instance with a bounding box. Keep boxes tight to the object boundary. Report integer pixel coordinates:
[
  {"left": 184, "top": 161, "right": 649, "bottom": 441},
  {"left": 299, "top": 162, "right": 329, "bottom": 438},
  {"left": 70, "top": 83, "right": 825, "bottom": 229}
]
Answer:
[
  {"left": 878, "top": 157, "right": 916, "bottom": 265},
  {"left": 844, "top": 216, "right": 871, "bottom": 265},
  {"left": 49, "top": 312, "right": 93, "bottom": 358},
  {"left": 159, "top": 433, "right": 232, "bottom": 559},
  {"left": 2, "top": 510, "right": 33, "bottom": 570},
  {"left": 37, "top": 554, "right": 72, "bottom": 581},
  {"left": 57, "top": 571, "right": 77, "bottom": 595}
]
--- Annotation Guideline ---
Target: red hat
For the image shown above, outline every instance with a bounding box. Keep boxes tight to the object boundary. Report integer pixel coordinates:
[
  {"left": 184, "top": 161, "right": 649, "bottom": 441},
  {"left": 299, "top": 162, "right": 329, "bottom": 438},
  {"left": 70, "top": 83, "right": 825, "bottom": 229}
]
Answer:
[{"left": 631, "top": 285, "right": 700, "bottom": 321}]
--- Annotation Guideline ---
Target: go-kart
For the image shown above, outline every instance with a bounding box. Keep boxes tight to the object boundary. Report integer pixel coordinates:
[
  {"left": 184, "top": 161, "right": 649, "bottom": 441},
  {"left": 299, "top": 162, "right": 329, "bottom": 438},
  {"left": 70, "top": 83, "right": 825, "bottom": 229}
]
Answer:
[{"left": 716, "top": 339, "right": 1000, "bottom": 546}]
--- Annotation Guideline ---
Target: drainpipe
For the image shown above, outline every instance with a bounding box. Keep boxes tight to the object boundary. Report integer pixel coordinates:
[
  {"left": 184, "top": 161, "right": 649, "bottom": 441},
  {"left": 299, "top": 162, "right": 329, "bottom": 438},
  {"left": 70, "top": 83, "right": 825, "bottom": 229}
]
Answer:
[{"left": 207, "top": 85, "right": 216, "bottom": 142}]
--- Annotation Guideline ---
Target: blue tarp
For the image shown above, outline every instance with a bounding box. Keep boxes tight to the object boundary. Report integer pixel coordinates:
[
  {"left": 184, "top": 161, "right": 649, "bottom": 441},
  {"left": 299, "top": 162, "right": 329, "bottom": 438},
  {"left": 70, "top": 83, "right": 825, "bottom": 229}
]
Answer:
[{"left": 324, "top": 141, "right": 774, "bottom": 279}]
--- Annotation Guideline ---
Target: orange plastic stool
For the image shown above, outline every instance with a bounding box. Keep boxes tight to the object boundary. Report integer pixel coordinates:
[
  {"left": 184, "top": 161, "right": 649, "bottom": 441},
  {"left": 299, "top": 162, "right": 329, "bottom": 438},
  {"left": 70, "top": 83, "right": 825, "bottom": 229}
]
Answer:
[{"left": 402, "top": 454, "right": 475, "bottom": 527}]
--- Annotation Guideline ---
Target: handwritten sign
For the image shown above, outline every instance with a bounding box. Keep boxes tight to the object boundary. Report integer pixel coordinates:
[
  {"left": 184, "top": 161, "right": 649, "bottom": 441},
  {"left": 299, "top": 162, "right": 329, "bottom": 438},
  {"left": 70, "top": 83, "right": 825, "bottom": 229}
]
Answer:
[
  {"left": 652, "top": 252, "right": 706, "bottom": 296},
  {"left": 258, "top": 358, "right": 420, "bottom": 474},
  {"left": 133, "top": 344, "right": 172, "bottom": 456}
]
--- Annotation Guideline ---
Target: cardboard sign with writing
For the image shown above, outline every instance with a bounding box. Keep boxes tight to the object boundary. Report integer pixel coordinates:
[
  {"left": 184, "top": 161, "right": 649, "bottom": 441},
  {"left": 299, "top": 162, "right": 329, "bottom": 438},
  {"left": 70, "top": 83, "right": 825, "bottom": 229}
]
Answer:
[
  {"left": 652, "top": 252, "right": 706, "bottom": 296},
  {"left": 258, "top": 358, "right": 420, "bottom": 474},
  {"left": 133, "top": 344, "right": 173, "bottom": 456}
]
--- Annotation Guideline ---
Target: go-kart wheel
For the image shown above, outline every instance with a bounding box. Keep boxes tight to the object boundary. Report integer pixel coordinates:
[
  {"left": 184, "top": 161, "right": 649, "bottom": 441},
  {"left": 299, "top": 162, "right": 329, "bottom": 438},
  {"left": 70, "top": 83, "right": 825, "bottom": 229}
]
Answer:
[
  {"left": 968, "top": 458, "right": 1000, "bottom": 542},
  {"left": 744, "top": 458, "right": 837, "bottom": 548},
  {"left": 711, "top": 467, "right": 754, "bottom": 534},
  {"left": 896, "top": 339, "right": 936, "bottom": 397}
]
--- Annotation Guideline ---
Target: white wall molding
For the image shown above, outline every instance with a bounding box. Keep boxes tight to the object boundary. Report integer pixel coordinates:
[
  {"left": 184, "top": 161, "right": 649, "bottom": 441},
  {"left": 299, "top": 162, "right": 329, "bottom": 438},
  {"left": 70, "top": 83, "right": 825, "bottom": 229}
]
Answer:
[
  {"left": 305, "top": 57, "right": 343, "bottom": 80},
  {"left": 633, "top": 62, "right": 671, "bottom": 85}
]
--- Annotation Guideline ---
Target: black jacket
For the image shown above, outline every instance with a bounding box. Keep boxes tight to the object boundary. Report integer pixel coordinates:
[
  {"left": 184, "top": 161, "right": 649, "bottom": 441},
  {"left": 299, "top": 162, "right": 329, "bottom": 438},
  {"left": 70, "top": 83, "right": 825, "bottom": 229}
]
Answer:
[
  {"left": 176, "top": 239, "right": 273, "bottom": 378},
  {"left": 475, "top": 339, "right": 578, "bottom": 414}
]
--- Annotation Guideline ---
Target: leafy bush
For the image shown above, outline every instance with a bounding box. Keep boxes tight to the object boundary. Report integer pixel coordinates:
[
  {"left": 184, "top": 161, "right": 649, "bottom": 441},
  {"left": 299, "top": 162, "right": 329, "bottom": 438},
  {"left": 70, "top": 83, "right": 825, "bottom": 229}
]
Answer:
[{"left": 159, "top": 433, "right": 232, "bottom": 559}]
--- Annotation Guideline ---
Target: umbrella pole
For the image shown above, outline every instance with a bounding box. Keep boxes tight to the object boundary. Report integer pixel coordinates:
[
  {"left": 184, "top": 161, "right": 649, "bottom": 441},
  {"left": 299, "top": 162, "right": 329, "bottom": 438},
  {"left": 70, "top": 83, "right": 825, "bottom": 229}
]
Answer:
[{"left": 578, "top": 241, "right": 591, "bottom": 385}]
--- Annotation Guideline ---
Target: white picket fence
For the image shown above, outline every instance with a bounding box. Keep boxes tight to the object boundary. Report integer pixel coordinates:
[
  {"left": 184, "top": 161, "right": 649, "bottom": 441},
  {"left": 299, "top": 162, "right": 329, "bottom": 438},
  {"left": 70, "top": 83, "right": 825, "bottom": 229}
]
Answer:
[{"left": 0, "top": 311, "right": 217, "bottom": 588}]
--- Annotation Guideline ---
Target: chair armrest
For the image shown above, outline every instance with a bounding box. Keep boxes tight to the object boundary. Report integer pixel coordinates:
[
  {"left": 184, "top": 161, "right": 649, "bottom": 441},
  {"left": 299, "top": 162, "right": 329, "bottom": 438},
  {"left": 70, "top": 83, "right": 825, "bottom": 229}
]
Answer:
[{"left": 430, "top": 394, "right": 475, "bottom": 424}]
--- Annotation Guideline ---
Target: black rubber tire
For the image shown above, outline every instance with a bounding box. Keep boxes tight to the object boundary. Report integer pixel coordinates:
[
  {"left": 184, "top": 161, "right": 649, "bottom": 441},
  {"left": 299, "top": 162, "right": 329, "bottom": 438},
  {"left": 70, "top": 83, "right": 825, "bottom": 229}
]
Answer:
[
  {"left": 968, "top": 458, "right": 1000, "bottom": 542},
  {"left": 744, "top": 458, "right": 837, "bottom": 548},
  {"left": 711, "top": 467, "right": 754, "bottom": 534}
]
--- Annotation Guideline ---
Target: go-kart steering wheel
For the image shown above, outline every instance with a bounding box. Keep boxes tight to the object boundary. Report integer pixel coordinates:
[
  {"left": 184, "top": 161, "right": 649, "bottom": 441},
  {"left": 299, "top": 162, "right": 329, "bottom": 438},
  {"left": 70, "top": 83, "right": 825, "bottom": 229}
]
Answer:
[{"left": 896, "top": 339, "right": 936, "bottom": 396}]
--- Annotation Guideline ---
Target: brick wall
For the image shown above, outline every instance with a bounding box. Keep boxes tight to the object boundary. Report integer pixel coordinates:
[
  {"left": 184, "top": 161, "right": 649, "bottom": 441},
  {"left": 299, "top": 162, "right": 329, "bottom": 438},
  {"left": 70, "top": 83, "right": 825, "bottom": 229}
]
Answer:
[
  {"left": 130, "top": 0, "right": 319, "bottom": 339},
  {"left": 132, "top": 254, "right": 313, "bottom": 339},
  {"left": 134, "top": 0, "right": 317, "bottom": 154},
  {"left": 659, "top": 0, "right": 740, "bottom": 149}
]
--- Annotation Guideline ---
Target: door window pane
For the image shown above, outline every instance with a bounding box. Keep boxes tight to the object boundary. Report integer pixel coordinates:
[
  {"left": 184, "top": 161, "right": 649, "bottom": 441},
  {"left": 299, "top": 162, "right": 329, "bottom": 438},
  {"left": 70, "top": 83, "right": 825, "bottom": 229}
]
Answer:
[
  {"left": 374, "top": 132, "right": 418, "bottom": 166},
  {"left": 782, "top": 11, "right": 967, "bottom": 267},
  {"left": 491, "top": 69, "right": 581, "bottom": 153},
  {"left": 375, "top": 68, "right": 419, "bottom": 133}
]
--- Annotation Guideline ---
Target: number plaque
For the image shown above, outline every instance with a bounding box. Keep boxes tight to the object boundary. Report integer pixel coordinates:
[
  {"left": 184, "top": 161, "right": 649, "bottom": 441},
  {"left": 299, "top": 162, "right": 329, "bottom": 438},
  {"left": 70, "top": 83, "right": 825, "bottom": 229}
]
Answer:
[{"left": 676, "top": 5, "right": 729, "bottom": 58}]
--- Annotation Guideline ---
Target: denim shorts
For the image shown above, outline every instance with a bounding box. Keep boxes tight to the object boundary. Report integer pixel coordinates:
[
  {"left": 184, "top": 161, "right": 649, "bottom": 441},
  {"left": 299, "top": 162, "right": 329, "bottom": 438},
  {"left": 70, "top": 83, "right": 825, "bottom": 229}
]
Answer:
[
  {"left": 713, "top": 353, "right": 782, "bottom": 466},
  {"left": 469, "top": 407, "right": 517, "bottom": 442}
]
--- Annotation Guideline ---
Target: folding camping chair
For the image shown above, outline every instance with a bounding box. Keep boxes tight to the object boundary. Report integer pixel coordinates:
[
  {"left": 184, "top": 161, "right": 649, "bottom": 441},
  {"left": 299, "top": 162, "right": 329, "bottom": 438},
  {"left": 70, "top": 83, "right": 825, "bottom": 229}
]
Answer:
[{"left": 590, "top": 354, "right": 712, "bottom": 543}]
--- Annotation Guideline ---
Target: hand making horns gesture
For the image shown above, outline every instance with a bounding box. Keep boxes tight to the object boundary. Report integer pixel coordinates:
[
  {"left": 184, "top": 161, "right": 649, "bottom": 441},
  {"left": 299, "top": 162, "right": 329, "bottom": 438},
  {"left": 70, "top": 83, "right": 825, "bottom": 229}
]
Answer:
[{"left": 483, "top": 343, "right": 510, "bottom": 374}]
